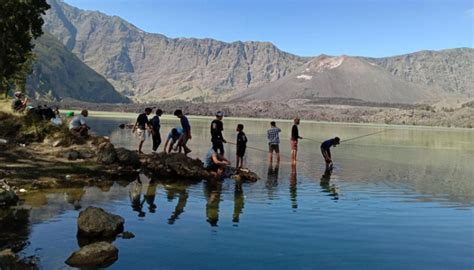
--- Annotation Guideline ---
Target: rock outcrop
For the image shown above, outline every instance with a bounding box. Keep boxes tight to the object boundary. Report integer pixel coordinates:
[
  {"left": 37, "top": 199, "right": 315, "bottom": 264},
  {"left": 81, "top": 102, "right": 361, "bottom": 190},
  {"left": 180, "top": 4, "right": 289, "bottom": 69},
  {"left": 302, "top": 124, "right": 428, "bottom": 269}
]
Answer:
[
  {"left": 65, "top": 241, "right": 118, "bottom": 268},
  {"left": 115, "top": 147, "right": 140, "bottom": 169},
  {"left": 77, "top": 207, "right": 124, "bottom": 238},
  {"left": 141, "top": 153, "right": 210, "bottom": 180},
  {"left": 0, "top": 181, "right": 18, "bottom": 207},
  {"left": 96, "top": 142, "right": 117, "bottom": 164}
]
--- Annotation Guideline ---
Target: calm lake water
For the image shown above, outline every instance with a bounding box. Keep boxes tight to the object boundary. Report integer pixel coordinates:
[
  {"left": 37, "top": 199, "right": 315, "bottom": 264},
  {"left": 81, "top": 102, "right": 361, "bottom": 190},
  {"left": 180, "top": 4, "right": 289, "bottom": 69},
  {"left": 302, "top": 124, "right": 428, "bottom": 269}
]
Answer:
[{"left": 4, "top": 116, "right": 474, "bottom": 269}]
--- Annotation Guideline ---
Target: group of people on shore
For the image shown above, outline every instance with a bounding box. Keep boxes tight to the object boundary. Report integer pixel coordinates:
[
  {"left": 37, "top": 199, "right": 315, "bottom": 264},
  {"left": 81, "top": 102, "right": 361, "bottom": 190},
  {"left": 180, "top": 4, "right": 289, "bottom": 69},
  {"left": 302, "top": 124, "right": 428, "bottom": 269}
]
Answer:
[{"left": 131, "top": 108, "right": 341, "bottom": 177}]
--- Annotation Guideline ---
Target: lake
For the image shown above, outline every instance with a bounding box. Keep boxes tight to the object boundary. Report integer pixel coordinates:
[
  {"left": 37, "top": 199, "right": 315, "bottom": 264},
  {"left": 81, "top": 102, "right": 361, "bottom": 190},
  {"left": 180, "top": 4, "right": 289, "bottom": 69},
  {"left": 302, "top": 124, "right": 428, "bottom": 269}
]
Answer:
[{"left": 4, "top": 115, "right": 474, "bottom": 269}]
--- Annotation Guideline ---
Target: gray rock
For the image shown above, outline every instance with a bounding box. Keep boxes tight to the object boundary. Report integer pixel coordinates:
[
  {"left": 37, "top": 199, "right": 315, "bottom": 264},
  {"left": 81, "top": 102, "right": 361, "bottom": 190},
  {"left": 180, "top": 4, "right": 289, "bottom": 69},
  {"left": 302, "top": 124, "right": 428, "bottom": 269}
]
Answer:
[
  {"left": 0, "top": 181, "right": 18, "bottom": 206},
  {"left": 65, "top": 241, "right": 118, "bottom": 268},
  {"left": 96, "top": 142, "right": 117, "bottom": 164},
  {"left": 115, "top": 147, "right": 140, "bottom": 168},
  {"left": 77, "top": 206, "right": 124, "bottom": 238},
  {"left": 63, "top": 150, "right": 81, "bottom": 160}
]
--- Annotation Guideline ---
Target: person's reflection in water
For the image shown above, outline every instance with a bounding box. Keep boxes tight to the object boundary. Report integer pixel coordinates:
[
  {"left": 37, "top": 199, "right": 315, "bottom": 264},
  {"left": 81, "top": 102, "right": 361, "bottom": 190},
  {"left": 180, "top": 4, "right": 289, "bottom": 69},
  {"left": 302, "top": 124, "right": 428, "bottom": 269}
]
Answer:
[
  {"left": 232, "top": 181, "right": 245, "bottom": 224},
  {"left": 320, "top": 170, "right": 339, "bottom": 201},
  {"left": 204, "top": 180, "right": 222, "bottom": 227},
  {"left": 130, "top": 175, "right": 145, "bottom": 217},
  {"left": 65, "top": 188, "right": 86, "bottom": 210},
  {"left": 168, "top": 187, "right": 189, "bottom": 225},
  {"left": 290, "top": 163, "right": 298, "bottom": 210},
  {"left": 144, "top": 180, "right": 158, "bottom": 213},
  {"left": 266, "top": 162, "right": 279, "bottom": 199}
]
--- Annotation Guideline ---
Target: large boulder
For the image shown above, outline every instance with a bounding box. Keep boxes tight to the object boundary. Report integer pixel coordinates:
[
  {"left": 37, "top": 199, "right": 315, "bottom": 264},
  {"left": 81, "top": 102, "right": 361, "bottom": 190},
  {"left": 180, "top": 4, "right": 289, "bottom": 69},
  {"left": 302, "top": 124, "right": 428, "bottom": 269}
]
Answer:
[
  {"left": 77, "top": 207, "right": 124, "bottom": 238},
  {"left": 0, "top": 181, "right": 18, "bottom": 206},
  {"left": 141, "top": 153, "right": 209, "bottom": 180},
  {"left": 96, "top": 142, "right": 117, "bottom": 164},
  {"left": 65, "top": 241, "right": 118, "bottom": 268},
  {"left": 115, "top": 147, "right": 140, "bottom": 168}
]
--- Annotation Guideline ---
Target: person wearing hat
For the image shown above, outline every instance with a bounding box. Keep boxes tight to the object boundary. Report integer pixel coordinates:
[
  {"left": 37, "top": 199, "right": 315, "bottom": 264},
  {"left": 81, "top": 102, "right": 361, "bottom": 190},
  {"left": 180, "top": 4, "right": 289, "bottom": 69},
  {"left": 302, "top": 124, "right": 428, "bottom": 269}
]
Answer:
[
  {"left": 11, "top": 92, "right": 28, "bottom": 112},
  {"left": 210, "top": 111, "right": 227, "bottom": 155},
  {"left": 320, "top": 137, "right": 341, "bottom": 172}
]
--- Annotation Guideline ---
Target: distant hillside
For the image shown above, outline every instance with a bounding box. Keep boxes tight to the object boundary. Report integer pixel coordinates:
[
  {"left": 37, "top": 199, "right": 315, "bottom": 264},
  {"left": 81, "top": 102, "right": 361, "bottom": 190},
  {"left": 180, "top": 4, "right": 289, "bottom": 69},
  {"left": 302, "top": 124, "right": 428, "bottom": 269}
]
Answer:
[
  {"left": 233, "top": 55, "right": 439, "bottom": 104},
  {"left": 365, "top": 48, "right": 474, "bottom": 96},
  {"left": 43, "top": 0, "right": 306, "bottom": 102},
  {"left": 27, "top": 33, "right": 129, "bottom": 103},
  {"left": 42, "top": 0, "right": 472, "bottom": 104}
]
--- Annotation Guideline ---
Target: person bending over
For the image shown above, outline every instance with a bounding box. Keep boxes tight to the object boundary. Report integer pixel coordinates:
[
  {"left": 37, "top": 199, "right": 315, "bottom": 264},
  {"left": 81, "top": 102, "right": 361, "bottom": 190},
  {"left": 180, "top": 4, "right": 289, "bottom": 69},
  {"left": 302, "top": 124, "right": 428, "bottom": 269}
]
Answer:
[
  {"left": 69, "top": 109, "right": 90, "bottom": 137},
  {"left": 320, "top": 137, "right": 340, "bottom": 172},
  {"left": 163, "top": 128, "right": 183, "bottom": 153}
]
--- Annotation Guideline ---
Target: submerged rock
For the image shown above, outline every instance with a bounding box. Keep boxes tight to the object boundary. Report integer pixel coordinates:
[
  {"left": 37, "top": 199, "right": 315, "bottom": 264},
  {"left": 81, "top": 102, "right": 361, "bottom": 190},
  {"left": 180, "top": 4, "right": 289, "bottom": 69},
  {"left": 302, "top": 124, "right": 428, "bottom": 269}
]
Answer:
[
  {"left": 77, "top": 206, "right": 124, "bottom": 238},
  {"left": 115, "top": 147, "right": 140, "bottom": 168},
  {"left": 65, "top": 241, "right": 118, "bottom": 268},
  {"left": 121, "top": 231, "right": 135, "bottom": 239},
  {"left": 142, "top": 153, "right": 209, "bottom": 180},
  {"left": 96, "top": 142, "right": 117, "bottom": 164},
  {"left": 0, "top": 248, "right": 37, "bottom": 270}
]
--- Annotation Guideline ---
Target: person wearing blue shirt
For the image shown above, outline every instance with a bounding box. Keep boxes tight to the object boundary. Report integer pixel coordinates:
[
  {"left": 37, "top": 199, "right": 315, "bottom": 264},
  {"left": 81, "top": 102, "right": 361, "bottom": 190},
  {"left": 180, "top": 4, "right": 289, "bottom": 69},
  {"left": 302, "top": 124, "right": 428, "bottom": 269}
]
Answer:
[
  {"left": 320, "top": 137, "right": 340, "bottom": 171},
  {"left": 163, "top": 127, "right": 183, "bottom": 153}
]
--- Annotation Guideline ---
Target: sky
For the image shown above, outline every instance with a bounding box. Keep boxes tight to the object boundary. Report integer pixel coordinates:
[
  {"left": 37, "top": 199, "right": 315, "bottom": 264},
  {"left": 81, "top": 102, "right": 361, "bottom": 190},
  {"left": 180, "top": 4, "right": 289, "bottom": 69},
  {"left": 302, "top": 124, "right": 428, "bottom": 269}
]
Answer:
[{"left": 65, "top": 0, "right": 473, "bottom": 57}]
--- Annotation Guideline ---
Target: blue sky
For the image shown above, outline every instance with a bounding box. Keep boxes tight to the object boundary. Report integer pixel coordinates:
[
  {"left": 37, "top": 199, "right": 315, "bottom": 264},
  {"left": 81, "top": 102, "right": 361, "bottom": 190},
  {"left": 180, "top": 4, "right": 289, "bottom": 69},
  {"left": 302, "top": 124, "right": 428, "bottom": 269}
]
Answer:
[{"left": 66, "top": 0, "right": 473, "bottom": 57}]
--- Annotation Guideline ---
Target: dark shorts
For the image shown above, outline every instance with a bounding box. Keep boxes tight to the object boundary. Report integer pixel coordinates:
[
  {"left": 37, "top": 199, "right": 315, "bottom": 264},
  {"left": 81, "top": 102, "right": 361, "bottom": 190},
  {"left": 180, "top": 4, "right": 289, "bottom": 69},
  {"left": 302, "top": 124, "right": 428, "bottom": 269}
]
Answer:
[
  {"left": 269, "top": 144, "right": 280, "bottom": 153},
  {"left": 212, "top": 140, "right": 225, "bottom": 155},
  {"left": 236, "top": 146, "right": 246, "bottom": 157},
  {"left": 206, "top": 164, "right": 221, "bottom": 172},
  {"left": 321, "top": 147, "right": 331, "bottom": 162}
]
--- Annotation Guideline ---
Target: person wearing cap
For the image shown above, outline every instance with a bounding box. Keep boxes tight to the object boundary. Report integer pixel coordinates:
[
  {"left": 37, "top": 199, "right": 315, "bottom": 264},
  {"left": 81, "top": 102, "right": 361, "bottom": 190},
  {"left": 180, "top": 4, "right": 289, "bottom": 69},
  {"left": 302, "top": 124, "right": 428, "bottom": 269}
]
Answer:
[
  {"left": 174, "top": 109, "right": 192, "bottom": 155},
  {"left": 320, "top": 137, "right": 341, "bottom": 172},
  {"left": 210, "top": 111, "right": 227, "bottom": 155},
  {"left": 133, "top": 108, "right": 153, "bottom": 154},
  {"left": 69, "top": 109, "right": 90, "bottom": 137},
  {"left": 290, "top": 118, "right": 303, "bottom": 164},
  {"left": 11, "top": 92, "right": 28, "bottom": 112}
]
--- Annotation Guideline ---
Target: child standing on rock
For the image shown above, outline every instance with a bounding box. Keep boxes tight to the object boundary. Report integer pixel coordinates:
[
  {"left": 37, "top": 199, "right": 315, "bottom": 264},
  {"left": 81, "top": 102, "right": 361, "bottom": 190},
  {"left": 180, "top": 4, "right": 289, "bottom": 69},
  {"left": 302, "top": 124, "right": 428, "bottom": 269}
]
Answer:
[{"left": 236, "top": 124, "right": 247, "bottom": 169}]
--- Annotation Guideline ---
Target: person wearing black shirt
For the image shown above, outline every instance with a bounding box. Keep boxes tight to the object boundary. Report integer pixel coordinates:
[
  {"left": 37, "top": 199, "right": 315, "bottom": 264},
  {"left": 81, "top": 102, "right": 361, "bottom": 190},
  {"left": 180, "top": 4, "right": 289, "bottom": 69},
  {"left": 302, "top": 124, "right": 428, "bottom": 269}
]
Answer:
[
  {"left": 320, "top": 137, "right": 340, "bottom": 172},
  {"left": 133, "top": 108, "right": 152, "bottom": 154},
  {"left": 150, "top": 109, "right": 163, "bottom": 152},
  {"left": 211, "top": 111, "right": 226, "bottom": 155},
  {"left": 235, "top": 124, "right": 247, "bottom": 169},
  {"left": 290, "top": 117, "right": 302, "bottom": 164},
  {"left": 174, "top": 109, "right": 192, "bottom": 155}
]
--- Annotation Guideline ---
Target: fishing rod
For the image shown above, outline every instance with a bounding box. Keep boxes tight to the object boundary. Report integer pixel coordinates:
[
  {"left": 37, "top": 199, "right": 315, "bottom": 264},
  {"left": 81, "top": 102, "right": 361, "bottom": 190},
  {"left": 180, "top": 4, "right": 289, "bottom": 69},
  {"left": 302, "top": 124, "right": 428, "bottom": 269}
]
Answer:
[
  {"left": 226, "top": 141, "right": 296, "bottom": 161},
  {"left": 302, "top": 129, "right": 392, "bottom": 144},
  {"left": 341, "top": 129, "right": 392, "bottom": 143}
]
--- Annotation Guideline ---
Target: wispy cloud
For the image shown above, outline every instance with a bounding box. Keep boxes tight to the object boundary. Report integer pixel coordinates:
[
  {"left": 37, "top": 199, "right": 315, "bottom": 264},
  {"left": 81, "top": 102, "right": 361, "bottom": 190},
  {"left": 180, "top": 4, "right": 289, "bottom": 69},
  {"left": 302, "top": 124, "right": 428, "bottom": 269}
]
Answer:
[{"left": 466, "top": 8, "right": 474, "bottom": 18}]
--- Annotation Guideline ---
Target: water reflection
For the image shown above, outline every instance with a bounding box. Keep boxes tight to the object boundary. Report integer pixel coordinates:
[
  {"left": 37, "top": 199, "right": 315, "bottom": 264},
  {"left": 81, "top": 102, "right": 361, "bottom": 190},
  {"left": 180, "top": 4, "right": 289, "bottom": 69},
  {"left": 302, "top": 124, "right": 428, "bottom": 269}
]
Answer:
[
  {"left": 320, "top": 170, "right": 339, "bottom": 201},
  {"left": 266, "top": 162, "right": 279, "bottom": 199},
  {"left": 129, "top": 175, "right": 145, "bottom": 217},
  {"left": 144, "top": 181, "right": 158, "bottom": 213},
  {"left": 289, "top": 164, "right": 297, "bottom": 210},
  {"left": 232, "top": 181, "right": 245, "bottom": 224},
  {"left": 167, "top": 185, "right": 189, "bottom": 225},
  {"left": 205, "top": 180, "right": 222, "bottom": 227}
]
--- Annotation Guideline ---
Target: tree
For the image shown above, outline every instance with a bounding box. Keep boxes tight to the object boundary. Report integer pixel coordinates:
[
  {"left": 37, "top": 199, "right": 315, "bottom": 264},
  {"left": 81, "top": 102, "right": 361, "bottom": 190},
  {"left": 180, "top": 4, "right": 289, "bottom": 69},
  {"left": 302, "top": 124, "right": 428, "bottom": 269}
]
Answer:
[{"left": 0, "top": 0, "right": 50, "bottom": 97}]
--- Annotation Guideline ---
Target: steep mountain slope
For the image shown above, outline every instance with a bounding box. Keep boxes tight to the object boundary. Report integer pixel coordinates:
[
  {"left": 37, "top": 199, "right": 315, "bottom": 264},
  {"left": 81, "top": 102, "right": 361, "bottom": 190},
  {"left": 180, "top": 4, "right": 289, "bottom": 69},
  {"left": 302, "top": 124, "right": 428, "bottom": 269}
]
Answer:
[
  {"left": 365, "top": 48, "right": 474, "bottom": 96},
  {"left": 42, "top": 0, "right": 307, "bottom": 102},
  {"left": 233, "top": 55, "right": 439, "bottom": 104},
  {"left": 27, "top": 33, "right": 129, "bottom": 103}
]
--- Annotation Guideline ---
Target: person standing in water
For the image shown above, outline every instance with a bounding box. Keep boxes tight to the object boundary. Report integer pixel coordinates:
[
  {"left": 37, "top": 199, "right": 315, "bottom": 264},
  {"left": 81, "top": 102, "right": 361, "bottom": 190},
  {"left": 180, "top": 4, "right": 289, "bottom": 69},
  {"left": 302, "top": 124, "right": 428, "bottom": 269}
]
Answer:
[
  {"left": 150, "top": 109, "right": 163, "bottom": 152},
  {"left": 235, "top": 124, "right": 247, "bottom": 169},
  {"left": 290, "top": 118, "right": 302, "bottom": 164},
  {"left": 174, "top": 109, "right": 192, "bottom": 155},
  {"left": 320, "top": 137, "right": 340, "bottom": 172},
  {"left": 133, "top": 107, "right": 152, "bottom": 154},
  {"left": 267, "top": 121, "right": 281, "bottom": 164},
  {"left": 210, "top": 111, "right": 226, "bottom": 155}
]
